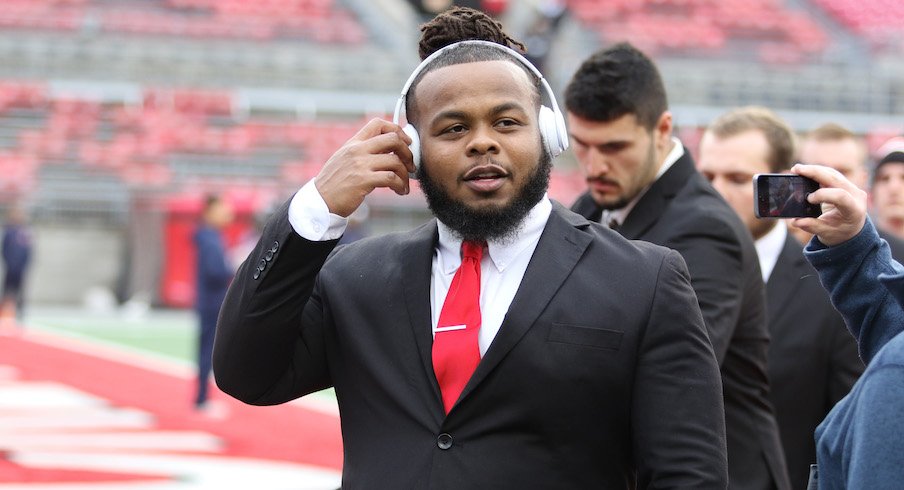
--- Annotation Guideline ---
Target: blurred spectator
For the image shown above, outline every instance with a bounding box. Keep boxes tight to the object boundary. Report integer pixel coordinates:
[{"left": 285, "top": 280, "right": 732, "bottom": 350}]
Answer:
[
  {"left": 871, "top": 137, "right": 904, "bottom": 242},
  {"left": 698, "top": 107, "right": 863, "bottom": 490},
  {"left": 194, "top": 194, "right": 234, "bottom": 410},
  {"left": 0, "top": 205, "right": 32, "bottom": 327},
  {"left": 523, "top": 0, "right": 566, "bottom": 72},
  {"left": 795, "top": 125, "right": 904, "bottom": 260},
  {"left": 790, "top": 163, "right": 904, "bottom": 489}
]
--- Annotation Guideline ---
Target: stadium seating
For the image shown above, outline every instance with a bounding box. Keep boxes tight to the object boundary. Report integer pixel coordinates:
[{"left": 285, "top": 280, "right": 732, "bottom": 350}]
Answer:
[
  {"left": 566, "top": 0, "right": 828, "bottom": 62},
  {"left": 0, "top": 0, "right": 366, "bottom": 44},
  {"left": 811, "top": 0, "right": 904, "bottom": 48},
  {"left": 0, "top": 80, "right": 588, "bottom": 210}
]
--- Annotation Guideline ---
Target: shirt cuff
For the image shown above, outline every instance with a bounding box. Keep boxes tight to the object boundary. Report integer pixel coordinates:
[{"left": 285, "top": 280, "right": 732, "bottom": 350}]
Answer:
[{"left": 288, "top": 179, "right": 348, "bottom": 241}]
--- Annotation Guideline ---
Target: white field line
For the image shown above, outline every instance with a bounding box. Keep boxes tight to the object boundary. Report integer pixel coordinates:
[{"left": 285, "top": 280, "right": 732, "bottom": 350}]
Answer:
[{"left": 16, "top": 329, "right": 339, "bottom": 417}]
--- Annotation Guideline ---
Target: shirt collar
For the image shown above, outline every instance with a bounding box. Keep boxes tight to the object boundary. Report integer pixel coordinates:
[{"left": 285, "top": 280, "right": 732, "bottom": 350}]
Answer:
[
  {"left": 437, "top": 195, "right": 553, "bottom": 274},
  {"left": 755, "top": 220, "right": 787, "bottom": 283},
  {"left": 605, "top": 137, "right": 684, "bottom": 227}
]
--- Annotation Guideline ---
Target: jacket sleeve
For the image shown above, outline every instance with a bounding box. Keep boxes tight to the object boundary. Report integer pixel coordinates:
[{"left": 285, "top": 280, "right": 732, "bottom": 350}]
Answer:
[
  {"left": 663, "top": 215, "right": 744, "bottom": 364},
  {"left": 805, "top": 218, "right": 904, "bottom": 364},
  {"left": 633, "top": 249, "right": 728, "bottom": 488},
  {"left": 826, "top": 311, "right": 864, "bottom": 408},
  {"left": 213, "top": 197, "right": 340, "bottom": 405}
]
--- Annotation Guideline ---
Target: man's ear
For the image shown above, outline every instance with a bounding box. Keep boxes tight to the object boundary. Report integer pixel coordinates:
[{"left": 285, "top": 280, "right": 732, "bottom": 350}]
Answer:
[{"left": 654, "top": 111, "right": 673, "bottom": 148}]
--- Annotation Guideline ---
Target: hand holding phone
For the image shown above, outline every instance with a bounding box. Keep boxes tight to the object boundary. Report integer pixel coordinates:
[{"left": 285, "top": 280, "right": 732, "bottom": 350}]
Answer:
[{"left": 753, "top": 174, "right": 821, "bottom": 219}]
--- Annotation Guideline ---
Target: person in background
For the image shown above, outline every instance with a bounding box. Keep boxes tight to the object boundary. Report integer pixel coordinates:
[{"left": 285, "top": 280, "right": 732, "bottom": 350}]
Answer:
[
  {"left": 869, "top": 137, "right": 904, "bottom": 243},
  {"left": 795, "top": 124, "right": 904, "bottom": 260},
  {"left": 697, "top": 106, "right": 863, "bottom": 489},
  {"left": 194, "top": 194, "right": 234, "bottom": 410},
  {"left": 566, "top": 43, "right": 789, "bottom": 490},
  {"left": 214, "top": 7, "right": 727, "bottom": 488},
  {"left": 790, "top": 163, "right": 904, "bottom": 489},
  {"left": 1, "top": 205, "right": 32, "bottom": 327}
]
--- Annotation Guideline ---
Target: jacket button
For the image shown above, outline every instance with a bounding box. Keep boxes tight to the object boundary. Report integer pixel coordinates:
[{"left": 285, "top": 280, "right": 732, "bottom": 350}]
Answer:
[
  {"left": 258, "top": 259, "right": 267, "bottom": 270},
  {"left": 265, "top": 249, "right": 274, "bottom": 261},
  {"left": 437, "top": 433, "right": 453, "bottom": 450},
  {"left": 253, "top": 269, "right": 261, "bottom": 280},
  {"left": 271, "top": 241, "right": 279, "bottom": 253}
]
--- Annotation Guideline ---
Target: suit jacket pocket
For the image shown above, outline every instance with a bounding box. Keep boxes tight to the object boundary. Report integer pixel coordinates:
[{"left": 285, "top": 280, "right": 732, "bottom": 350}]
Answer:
[{"left": 547, "top": 323, "right": 623, "bottom": 351}]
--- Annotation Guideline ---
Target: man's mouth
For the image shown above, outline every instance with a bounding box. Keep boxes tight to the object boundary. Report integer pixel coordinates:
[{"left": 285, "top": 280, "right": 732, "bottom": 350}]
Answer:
[
  {"left": 463, "top": 164, "right": 509, "bottom": 192},
  {"left": 588, "top": 177, "right": 619, "bottom": 193}
]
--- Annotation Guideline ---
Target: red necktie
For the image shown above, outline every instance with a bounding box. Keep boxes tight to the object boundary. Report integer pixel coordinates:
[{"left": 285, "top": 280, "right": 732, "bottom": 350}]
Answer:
[{"left": 433, "top": 240, "right": 484, "bottom": 414}]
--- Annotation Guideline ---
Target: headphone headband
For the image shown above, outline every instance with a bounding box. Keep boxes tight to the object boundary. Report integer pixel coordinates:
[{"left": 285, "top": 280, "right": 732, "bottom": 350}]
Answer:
[
  {"left": 393, "top": 39, "right": 568, "bottom": 170},
  {"left": 392, "top": 40, "right": 564, "bottom": 128}
]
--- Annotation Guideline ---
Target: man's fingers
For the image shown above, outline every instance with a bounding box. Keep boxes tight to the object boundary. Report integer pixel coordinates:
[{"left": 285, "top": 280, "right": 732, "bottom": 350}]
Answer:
[
  {"left": 368, "top": 154, "right": 411, "bottom": 194},
  {"left": 806, "top": 187, "right": 865, "bottom": 219},
  {"left": 792, "top": 164, "right": 860, "bottom": 195},
  {"left": 351, "top": 118, "right": 410, "bottom": 145},
  {"left": 358, "top": 131, "right": 415, "bottom": 173},
  {"left": 380, "top": 121, "right": 413, "bottom": 145},
  {"left": 372, "top": 169, "right": 409, "bottom": 196}
]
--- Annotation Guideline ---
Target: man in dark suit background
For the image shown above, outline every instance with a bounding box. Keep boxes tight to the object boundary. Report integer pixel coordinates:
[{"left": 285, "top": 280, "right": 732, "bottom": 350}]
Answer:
[
  {"left": 697, "top": 106, "right": 863, "bottom": 489},
  {"left": 214, "top": 7, "right": 728, "bottom": 489},
  {"left": 566, "top": 44, "right": 789, "bottom": 490},
  {"left": 0, "top": 205, "right": 32, "bottom": 326},
  {"left": 194, "top": 193, "right": 234, "bottom": 410}
]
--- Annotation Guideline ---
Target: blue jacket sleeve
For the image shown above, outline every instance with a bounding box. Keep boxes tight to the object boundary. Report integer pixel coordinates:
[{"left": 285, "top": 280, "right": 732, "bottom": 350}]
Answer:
[{"left": 804, "top": 218, "right": 904, "bottom": 364}]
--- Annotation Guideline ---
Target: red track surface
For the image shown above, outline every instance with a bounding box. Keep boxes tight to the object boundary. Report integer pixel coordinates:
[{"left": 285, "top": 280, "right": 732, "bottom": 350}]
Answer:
[{"left": 0, "top": 330, "right": 343, "bottom": 486}]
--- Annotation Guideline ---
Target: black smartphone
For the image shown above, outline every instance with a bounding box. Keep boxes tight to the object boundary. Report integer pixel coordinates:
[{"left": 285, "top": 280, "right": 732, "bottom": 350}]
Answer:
[{"left": 753, "top": 174, "right": 821, "bottom": 218}]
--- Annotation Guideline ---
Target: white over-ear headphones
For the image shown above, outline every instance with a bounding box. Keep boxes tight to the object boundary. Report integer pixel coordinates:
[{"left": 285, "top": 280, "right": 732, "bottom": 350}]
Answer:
[{"left": 392, "top": 40, "right": 569, "bottom": 171}]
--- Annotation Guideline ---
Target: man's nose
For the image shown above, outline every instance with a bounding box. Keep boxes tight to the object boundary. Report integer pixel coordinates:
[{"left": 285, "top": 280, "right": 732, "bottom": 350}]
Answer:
[
  {"left": 466, "top": 126, "right": 500, "bottom": 156},
  {"left": 581, "top": 148, "right": 610, "bottom": 177}
]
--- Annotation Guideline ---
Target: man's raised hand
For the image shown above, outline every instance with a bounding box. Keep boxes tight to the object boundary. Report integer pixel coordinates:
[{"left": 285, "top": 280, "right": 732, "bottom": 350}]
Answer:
[{"left": 314, "top": 118, "right": 416, "bottom": 217}]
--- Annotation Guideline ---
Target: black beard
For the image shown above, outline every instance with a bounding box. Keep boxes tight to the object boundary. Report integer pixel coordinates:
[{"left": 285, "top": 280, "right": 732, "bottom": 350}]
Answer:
[{"left": 417, "top": 152, "right": 552, "bottom": 243}]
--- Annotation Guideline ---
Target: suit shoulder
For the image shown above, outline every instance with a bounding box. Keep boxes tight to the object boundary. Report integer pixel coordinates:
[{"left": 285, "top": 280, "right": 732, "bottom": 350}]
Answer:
[
  {"left": 322, "top": 222, "right": 433, "bottom": 273},
  {"left": 583, "top": 219, "right": 682, "bottom": 271},
  {"left": 667, "top": 176, "right": 754, "bottom": 246}
]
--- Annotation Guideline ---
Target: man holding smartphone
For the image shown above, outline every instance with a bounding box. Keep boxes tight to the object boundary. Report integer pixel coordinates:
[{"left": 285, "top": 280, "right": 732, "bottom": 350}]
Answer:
[
  {"left": 697, "top": 106, "right": 863, "bottom": 490},
  {"left": 796, "top": 124, "right": 904, "bottom": 260}
]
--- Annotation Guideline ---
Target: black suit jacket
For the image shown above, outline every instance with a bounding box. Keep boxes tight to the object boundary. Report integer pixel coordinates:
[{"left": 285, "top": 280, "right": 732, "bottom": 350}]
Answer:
[
  {"left": 214, "top": 201, "right": 728, "bottom": 489},
  {"left": 765, "top": 233, "right": 863, "bottom": 490},
  {"left": 572, "top": 150, "right": 791, "bottom": 490}
]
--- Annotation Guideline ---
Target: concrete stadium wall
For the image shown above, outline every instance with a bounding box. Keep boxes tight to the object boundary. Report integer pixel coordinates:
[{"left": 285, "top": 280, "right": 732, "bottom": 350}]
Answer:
[{"left": 25, "top": 224, "right": 124, "bottom": 306}]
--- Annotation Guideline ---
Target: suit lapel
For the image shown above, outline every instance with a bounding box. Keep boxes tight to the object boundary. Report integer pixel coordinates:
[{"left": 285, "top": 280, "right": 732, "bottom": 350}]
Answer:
[
  {"left": 399, "top": 220, "right": 444, "bottom": 409},
  {"left": 456, "top": 204, "right": 593, "bottom": 406},
  {"left": 619, "top": 150, "right": 695, "bottom": 239}
]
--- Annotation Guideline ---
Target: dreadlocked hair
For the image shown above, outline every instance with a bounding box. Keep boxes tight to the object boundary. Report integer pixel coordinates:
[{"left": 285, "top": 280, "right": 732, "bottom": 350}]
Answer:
[{"left": 418, "top": 6, "right": 525, "bottom": 60}]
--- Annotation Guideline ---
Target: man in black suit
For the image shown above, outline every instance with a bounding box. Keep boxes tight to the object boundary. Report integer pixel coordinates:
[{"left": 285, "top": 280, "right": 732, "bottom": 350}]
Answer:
[
  {"left": 213, "top": 8, "right": 727, "bottom": 489},
  {"left": 796, "top": 123, "right": 904, "bottom": 260},
  {"left": 566, "top": 45, "right": 789, "bottom": 490},
  {"left": 697, "top": 107, "right": 863, "bottom": 490}
]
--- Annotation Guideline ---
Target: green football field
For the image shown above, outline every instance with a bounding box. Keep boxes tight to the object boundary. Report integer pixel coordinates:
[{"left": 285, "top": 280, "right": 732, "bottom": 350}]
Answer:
[
  {"left": 23, "top": 306, "right": 338, "bottom": 403},
  {"left": 25, "top": 307, "right": 198, "bottom": 363}
]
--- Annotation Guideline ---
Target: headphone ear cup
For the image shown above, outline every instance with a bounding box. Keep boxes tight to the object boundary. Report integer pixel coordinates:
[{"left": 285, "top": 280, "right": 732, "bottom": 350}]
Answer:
[
  {"left": 538, "top": 105, "right": 567, "bottom": 158},
  {"left": 402, "top": 124, "right": 421, "bottom": 172}
]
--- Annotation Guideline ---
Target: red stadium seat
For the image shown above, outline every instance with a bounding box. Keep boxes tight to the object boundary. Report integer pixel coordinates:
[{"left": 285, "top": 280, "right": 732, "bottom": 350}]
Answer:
[{"left": 565, "top": 0, "right": 830, "bottom": 60}]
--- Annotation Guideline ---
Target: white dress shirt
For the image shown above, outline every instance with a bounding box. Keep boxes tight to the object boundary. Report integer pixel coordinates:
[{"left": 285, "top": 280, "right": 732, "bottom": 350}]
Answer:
[
  {"left": 754, "top": 220, "right": 787, "bottom": 283},
  {"left": 288, "top": 179, "right": 552, "bottom": 357},
  {"left": 602, "top": 137, "right": 684, "bottom": 228}
]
